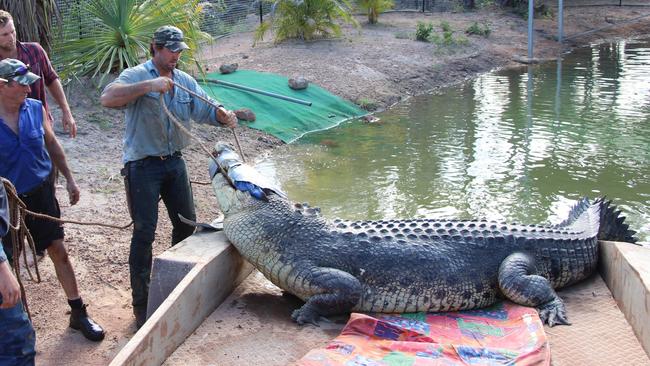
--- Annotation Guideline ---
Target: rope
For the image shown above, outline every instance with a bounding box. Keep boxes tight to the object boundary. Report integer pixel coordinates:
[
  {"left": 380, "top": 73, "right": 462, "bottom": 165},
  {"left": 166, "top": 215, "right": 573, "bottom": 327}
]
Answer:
[
  {"left": 2, "top": 177, "right": 41, "bottom": 319},
  {"left": 173, "top": 83, "right": 247, "bottom": 162},
  {"left": 158, "top": 93, "right": 239, "bottom": 189}
]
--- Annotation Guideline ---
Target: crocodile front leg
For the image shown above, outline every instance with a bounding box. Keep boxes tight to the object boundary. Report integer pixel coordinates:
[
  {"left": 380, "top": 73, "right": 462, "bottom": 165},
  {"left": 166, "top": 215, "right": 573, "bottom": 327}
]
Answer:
[
  {"left": 291, "top": 267, "right": 361, "bottom": 325},
  {"left": 498, "top": 252, "right": 570, "bottom": 327}
]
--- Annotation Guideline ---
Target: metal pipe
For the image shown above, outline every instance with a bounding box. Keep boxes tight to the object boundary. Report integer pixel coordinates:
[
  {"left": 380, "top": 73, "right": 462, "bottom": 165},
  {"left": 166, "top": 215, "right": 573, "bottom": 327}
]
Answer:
[
  {"left": 558, "top": 0, "right": 564, "bottom": 43},
  {"left": 528, "top": 0, "right": 534, "bottom": 59},
  {"left": 204, "top": 79, "right": 312, "bottom": 106},
  {"left": 173, "top": 82, "right": 247, "bottom": 162}
]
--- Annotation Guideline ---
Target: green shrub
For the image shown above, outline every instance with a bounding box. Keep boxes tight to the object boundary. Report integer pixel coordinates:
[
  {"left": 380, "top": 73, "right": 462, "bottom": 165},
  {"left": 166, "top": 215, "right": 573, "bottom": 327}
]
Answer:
[
  {"left": 254, "top": 0, "right": 358, "bottom": 44},
  {"left": 53, "top": 0, "right": 209, "bottom": 83},
  {"left": 415, "top": 21, "right": 434, "bottom": 42},
  {"left": 357, "top": 0, "right": 394, "bottom": 24},
  {"left": 465, "top": 21, "right": 491, "bottom": 37},
  {"left": 357, "top": 98, "right": 378, "bottom": 111},
  {"left": 439, "top": 20, "right": 452, "bottom": 33}
]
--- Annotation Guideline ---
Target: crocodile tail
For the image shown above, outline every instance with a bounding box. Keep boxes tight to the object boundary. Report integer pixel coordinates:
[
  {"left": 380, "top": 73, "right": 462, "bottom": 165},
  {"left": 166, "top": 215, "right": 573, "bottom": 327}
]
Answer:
[
  {"left": 555, "top": 197, "right": 637, "bottom": 243},
  {"left": 595, "top": 197, "right": 638, "bottom": 243},
  {"left": 554, "top": 197, "right": 600, "bottom": 238}
]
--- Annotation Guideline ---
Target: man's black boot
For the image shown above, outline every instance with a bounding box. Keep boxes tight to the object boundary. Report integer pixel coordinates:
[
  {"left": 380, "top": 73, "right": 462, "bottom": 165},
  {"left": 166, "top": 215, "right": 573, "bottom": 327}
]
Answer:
[
  {"left": 69, "top": 304, "right": 106, "bottom": 342},
  {"left": 134, "top": 306, "right": 147, "bottom": 329}
]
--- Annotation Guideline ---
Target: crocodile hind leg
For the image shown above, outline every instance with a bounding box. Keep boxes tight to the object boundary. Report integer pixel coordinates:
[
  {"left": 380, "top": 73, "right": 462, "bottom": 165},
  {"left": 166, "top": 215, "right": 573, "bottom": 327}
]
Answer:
[
  {"left": 498, "top": 252, "right": 570, "bottom": 327},
  {"left": 291, "top": 267, "right": 361, "bottom": 325}
]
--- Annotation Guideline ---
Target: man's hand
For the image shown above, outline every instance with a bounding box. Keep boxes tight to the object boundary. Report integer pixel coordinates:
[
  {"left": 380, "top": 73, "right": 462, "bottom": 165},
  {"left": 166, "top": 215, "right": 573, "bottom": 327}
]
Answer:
[
  {"left": 0, "top": 261, "right": 21, "bottom": 308},
  {"left": 66, "top": 179, "right": 80, "bottom": 205},
  {"left": 217, "top": 108, "right": 238, "bottom": 128},
  {"left": 62, "top": 112, "right": 77, "bottom": 138},
  {"left": 149, "top": 77, "right": 174, "bottom": 94}
]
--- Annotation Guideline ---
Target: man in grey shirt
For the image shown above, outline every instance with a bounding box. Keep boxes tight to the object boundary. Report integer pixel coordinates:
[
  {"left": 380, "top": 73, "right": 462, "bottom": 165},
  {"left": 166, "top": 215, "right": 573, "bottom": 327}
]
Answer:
[{"left": 100, "top": 25, "right": 238, "bottom": 328}]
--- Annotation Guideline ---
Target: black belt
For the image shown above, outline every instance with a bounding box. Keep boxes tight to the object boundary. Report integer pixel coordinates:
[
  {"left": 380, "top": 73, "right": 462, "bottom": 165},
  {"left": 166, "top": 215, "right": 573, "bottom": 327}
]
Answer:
[
  {"left": 20, "top": 178, "right": 50, "bottom": 198},
  {"left": 144, "top": 151, "right": 182, "bottom": 161}
]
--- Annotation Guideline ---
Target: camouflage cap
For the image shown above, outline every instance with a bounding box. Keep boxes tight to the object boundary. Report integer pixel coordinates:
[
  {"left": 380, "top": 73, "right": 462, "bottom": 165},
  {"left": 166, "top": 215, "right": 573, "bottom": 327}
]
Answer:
[
  {"left": 0, "top": 58, "right": 40, "bottom": 86},
  {"left": 153, "top": 26, "right": 190, "bottom": 53}
]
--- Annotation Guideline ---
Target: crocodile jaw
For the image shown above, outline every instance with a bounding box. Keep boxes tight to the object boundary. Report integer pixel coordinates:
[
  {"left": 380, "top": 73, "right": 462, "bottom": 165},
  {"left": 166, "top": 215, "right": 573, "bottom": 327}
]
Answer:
[{"left": 211, "top": 172, "right": 255, "bottom": 216}]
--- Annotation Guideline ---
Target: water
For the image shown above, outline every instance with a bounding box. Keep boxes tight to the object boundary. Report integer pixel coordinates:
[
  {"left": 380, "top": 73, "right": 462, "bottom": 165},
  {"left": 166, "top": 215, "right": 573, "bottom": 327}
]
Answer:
[{"left": 258, "top": 39, "right": 650, "bottom": 243}]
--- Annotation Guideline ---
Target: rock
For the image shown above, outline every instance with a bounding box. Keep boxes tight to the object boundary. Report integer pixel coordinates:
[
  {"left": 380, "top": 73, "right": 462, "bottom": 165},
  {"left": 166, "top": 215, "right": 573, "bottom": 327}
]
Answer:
[
  {"left": 362, "top": 115, "right": 380, "bottom": 123},
  {"left": 219, "top": 63, "right": 239, "bottom": 74},
  {"left": 242, "top": 54, "right": 249, "bottom": 59},
  {"left": 235, "top": 108, "right": 256, "bottom": 121},
  {"left": 288, "top": 76, "right": 309, "bottom": 90}
]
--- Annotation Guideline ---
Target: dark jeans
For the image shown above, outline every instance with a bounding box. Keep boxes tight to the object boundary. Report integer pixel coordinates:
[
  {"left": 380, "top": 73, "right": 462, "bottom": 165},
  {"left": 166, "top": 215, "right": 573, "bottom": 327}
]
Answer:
[
  {"left": 124, "top": 155, "right": 196, "bottom": 309},
  {"left": 0, "top": 299, "right": 36, "bottom": 366}
]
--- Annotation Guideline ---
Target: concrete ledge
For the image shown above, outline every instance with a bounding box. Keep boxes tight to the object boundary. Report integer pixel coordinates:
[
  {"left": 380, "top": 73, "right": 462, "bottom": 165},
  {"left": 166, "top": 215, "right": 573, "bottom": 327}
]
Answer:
[
  {"left": 600, "top": 240, "right": 650, "bottom": 358},
  {"left": 109, "top": 231, "right": 253, "bottom": 366}
]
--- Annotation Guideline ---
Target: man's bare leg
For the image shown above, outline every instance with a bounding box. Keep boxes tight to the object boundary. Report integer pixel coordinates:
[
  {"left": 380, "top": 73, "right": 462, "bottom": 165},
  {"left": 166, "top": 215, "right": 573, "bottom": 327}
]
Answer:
[{"left": 46, "top": 239, "right": 105, "bottom": 341}]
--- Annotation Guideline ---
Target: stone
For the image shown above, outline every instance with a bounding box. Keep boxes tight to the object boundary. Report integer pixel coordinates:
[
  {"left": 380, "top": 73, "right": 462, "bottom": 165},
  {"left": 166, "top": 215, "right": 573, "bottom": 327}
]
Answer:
[
  {"left": 235, "top": 108, "right": 256, "bottom": 121},
  {"left": 288, "top": 76, "right": 309, "bottom": 90},
  {"left": 219, "top": 63, "right": 239, "bottom": 74}
]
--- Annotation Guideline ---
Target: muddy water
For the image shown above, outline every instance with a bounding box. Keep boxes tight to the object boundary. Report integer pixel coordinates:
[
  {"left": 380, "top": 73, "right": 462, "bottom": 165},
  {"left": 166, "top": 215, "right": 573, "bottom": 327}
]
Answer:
[{"left": 260, "top": 38, "right": 650, "bottom": 242}]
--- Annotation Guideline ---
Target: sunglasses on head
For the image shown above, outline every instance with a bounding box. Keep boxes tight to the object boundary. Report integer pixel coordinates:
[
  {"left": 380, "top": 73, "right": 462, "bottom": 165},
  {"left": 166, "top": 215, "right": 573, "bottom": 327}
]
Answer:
[{"left": 1, "top": 64, "right": 30, "bottom": 82}]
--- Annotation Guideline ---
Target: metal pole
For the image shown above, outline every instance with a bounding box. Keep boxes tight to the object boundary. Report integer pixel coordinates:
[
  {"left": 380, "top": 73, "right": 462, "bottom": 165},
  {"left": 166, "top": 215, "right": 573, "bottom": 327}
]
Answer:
[
  {"left": 205, "top": 79, "right": 313, "bottom": 106},
  {"left": 558, "top": 0, "right": 564, "bottom": 43},
  {"left": 259, "top": 1, "right": 264, "bottom": 24},
  {"left": 528, "top": 0, "right": 534, "bottom": 59}
]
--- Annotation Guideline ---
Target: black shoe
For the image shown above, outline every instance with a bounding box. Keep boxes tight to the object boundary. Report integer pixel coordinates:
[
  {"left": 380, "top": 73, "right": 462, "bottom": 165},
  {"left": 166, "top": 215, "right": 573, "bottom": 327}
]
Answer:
[
  {"left": 69, "top": 304, "right": 105, "bottom": 342},
  {"left": 134, "top": 306, "right": 147, "bottom": 329}
]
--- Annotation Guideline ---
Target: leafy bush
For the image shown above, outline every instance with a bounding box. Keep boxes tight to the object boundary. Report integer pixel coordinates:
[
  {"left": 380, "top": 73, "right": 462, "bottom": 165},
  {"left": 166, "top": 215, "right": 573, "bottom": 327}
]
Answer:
[
  {"left": 439, "top": 20, "right": 451, "bottom": 33},
  {"left": 254, "top": 0, "right": 358, "bottom": 44},
  {"left": 465, "top": 21, "right": 491, "bottom": 37},
  {"left": 415, "top": 21, "right": 433, "bottom": 42},
  {"left": 53, "top": 0, "right": 210, "bottom": 83},
  {"left": 357, "top": 0, "right": 394, "bottom": 24},
  {"left": 357, "top": 98, "right": 378, "bottom": 111}
]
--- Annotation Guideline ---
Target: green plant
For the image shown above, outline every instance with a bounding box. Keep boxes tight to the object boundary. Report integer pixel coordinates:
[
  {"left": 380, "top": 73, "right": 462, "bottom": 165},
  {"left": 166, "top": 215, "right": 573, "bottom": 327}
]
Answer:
[
  {"left": 439, "top": 20, "right": 452, "bottom": 33},
  {"left": 0, "top": 0, "right": 58, "bottom": 52},
  {"left": 53, "top": 0, "right": 210, "bottom": 83},
  {"left": 254, "top": 0, "right": 358, "bottom": 44},
  {"left": 357, "top": 0, "right": 394, "bottom": 24},
  {"left": 415, "top": 21, "right": 433, "bottom": 42},
  {"left": 465, "top": 21, "right": 491, "bottom": 37},
  {"left": 357, "top": 98, "right": 378, "bottom": 111}
]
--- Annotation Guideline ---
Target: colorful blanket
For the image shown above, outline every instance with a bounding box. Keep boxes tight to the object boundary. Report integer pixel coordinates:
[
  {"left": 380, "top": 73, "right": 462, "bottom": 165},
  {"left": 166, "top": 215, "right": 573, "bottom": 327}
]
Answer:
[{"left": 298, "top": 301, "right": 550, "bottom": 366}]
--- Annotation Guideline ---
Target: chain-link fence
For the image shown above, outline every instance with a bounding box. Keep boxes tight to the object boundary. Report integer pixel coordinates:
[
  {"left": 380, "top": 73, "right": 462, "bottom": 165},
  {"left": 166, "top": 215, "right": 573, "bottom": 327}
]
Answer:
[{"left": 53, "top": 0, "right": 648, "bottom": 41}]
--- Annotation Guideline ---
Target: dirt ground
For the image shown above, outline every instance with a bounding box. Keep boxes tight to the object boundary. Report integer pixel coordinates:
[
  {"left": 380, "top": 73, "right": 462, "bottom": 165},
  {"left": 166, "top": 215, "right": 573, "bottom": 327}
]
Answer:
[{"left": 18, "top": 5, "right": 650, "bottom": 365}]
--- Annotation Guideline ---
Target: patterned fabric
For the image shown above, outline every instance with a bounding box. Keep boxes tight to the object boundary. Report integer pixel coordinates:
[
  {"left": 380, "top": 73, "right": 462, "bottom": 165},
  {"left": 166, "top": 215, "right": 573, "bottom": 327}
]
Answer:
[
  {"left": 298, "top": 302, "right": 550, "bottom": 366},
  {"left": 15, "top": 41, "right": 58, "bottom": 115},
  {"left": 153, "top": 26, "right": 189, "bottom": 52}
]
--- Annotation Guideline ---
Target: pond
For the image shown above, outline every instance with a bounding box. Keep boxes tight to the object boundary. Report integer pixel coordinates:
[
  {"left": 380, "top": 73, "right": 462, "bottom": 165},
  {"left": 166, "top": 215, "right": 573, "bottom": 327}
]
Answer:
[{"left": 258, "top": 38, "right": 650, "bottom": 243}]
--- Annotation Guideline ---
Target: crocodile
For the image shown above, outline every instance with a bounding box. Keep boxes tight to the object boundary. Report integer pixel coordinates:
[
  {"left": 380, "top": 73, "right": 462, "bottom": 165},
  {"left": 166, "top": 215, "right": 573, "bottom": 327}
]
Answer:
[{"left": 208, "top": 143, "right": 637, "bottom": 327}]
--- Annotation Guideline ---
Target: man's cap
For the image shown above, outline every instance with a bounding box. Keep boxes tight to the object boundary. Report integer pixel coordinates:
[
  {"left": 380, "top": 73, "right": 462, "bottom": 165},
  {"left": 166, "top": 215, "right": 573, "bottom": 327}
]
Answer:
[
  {"left": 153, "top": 26, "right": 190, "bottom": 52},
  {"left": 0, "top": 59, "right": 40, "bottom": 86}
]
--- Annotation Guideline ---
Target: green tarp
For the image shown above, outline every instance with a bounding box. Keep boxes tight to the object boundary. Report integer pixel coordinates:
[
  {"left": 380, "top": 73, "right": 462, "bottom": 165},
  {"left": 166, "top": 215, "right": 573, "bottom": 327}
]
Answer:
[{"left": 198, "top": 70, "right": 366, "bottom": 143}]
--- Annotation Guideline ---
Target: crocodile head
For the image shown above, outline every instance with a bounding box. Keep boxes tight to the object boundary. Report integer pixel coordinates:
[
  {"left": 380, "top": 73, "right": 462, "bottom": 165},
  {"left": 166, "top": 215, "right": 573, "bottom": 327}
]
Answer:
[{"left": 209, "top": 143, "right": 287, "bottom": 216}]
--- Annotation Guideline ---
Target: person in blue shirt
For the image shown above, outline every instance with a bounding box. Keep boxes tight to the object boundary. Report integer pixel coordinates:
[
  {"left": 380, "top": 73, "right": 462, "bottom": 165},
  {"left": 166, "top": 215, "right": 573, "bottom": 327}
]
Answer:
[
  {"left": 100, "top": 25, "right": 238, "bottom": 328},
  {"left": 0, "top": 58, "right": 105, "bottom": 342},
  {"left": 0, "top": 180, "right": 36, "bottom": 366}
]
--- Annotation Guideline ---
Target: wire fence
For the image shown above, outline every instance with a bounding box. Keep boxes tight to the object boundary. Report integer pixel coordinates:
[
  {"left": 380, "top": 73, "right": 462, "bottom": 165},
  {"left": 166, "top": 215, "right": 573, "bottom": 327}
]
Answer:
[
  {"left": 52, "top": 0, "right": 468, "bottom": 41},
  {"left": 53, "top": 0, "right": 648, "bottom": 41}
]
